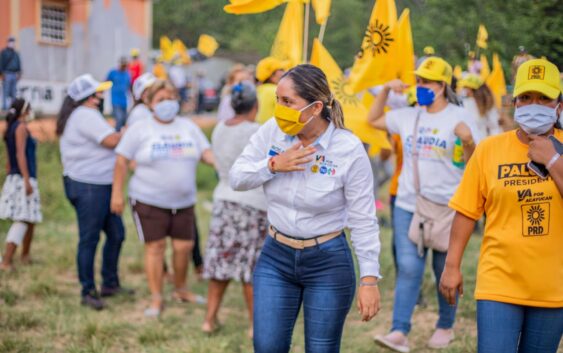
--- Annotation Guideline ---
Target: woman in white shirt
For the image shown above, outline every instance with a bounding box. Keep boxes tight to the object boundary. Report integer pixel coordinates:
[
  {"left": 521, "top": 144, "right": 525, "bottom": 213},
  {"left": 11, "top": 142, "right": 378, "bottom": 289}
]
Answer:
[
  {"left": 127, "top": 72, "right": 156, "bottom": 126},
  {"left": 202, "top": 81, "right": 267, "bottom": 335},
  {"left": 216, "top": 64, "right": 251, "bottom": 122},
  {"left": 58, "top": 74, "right": 128, "bottom": 311},
  {"left": 111, "top": 80, "right": 214, "bottom": 317},
  {"left": 459, "top": 74, "right": 501, "bottom": 139},
  {"left": 230, "top": 64, "right": 382, "bottom": 353},
  {"left": 368, "top": 57, "right": 477, "bottom": 351}
]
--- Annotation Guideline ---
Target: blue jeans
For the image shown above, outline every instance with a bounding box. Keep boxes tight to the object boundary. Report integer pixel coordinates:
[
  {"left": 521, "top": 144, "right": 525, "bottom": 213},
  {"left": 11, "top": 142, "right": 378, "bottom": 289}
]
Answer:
[
  {"left": 2, "top": 72, "right": 18, "bottom": 110},
  {"left": 113, "top": 105, "right": 127, "bottom": 131},
  {"left": 253, "top": 234, "right": 356, "bottom": 353},
  {"left": 63, "top": 177, "right": 125, "bottom": 296},
  {"left": 391, "top": 206, "right": 457, "bottom": 334},
  {"left": 477, "top": 301, "right": 563, "bottom": 353}
]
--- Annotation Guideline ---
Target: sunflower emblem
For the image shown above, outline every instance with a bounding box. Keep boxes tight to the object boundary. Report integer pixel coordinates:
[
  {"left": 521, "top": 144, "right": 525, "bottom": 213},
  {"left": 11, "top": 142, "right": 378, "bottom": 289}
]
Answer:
[
  {"left": 331, "top": 75, "right": 358, "bottom": 107},
  {"left": 357, "top": 20, "right": 394, "bottom": 59},
  {"left": 527, "top": 205, "right": 545, "bottom": 226},
  {"left": 528, "top": 65, "right": 545, "bottom": 80}
]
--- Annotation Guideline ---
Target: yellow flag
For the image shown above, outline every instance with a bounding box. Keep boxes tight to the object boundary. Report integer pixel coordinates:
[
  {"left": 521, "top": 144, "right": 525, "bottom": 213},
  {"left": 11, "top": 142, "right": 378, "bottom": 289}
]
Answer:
[
  {"left": 395, "top": 9, "right": 415, "bottom": 86},
  {"left": 312, "top": 0, "right": 331, "bottom": 25},
  {"left": 172, "top": 39, "right": 192, "bottom": 65},
  {"left": 159, "top": 36, "right": 175, "bottom": 62},
  {"left": 310, "top": 39, "right": 391, "bottom": 154},
  {"left": 480, "top": 54, "right": 490, "bottom": 80},
  {"left": 198, "top": 34, "right": 219, "bottom": 57},
  {"left": 453, "top": 65, "right": 462, "bottom": 80},
  {"left": 271, "top": 1, "right": 303, "bottom": 68},
  {"left": 476, "top": 24, "right": 488, "bottom": 49},
  {"left": 224, "top": 0, "right": 286, "bottom": 14},
  {"left": 486, "top": 53, "right": 507, "bottom": 108},
  {"left": 347, "top": 0, "right": 398, "bottom": 93}
]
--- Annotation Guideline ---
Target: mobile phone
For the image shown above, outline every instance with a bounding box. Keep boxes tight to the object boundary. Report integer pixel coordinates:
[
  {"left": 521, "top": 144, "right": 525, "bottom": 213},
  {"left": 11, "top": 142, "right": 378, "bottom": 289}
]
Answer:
[{"left": 527, "top": 135, "right": 562, "bottom": 179}]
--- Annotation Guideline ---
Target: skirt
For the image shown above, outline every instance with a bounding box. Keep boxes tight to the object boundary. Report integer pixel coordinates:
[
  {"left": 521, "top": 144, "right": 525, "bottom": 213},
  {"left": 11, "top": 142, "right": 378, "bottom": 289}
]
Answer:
[
  {"left": 0, "top": 174, "right": 42, "bottom": 223},
  {"left": 203, "top": 200, "right": 268, "bottom": 283}
]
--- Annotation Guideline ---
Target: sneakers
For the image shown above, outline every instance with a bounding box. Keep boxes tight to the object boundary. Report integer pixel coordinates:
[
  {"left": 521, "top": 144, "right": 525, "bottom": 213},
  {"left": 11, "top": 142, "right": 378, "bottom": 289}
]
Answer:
[
  {"left": 81, "top": 291, "right": 106, "bottom": 311},
  {"left": 374, "top": 331, "right": 410, "bottom": 353},
  {"left": 100, "top": 285, "right": 135, "bottom": 298},
  {"left": 427, "top": 328, "right": 454, "bottom": 349}
]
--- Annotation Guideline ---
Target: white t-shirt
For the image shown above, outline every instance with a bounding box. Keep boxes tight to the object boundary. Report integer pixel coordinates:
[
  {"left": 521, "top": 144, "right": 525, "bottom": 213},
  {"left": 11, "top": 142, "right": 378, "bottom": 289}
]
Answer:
[
  {"left": 60, "top": 106, "right": 116, "bottom": 184},
  {"left": 386, "top": 104, "right": 478, "bottom": 212},
  {"left": 462, "top": 97, "right": 501, "bottom": 139},
  {"left": 127, "top": 103, "right": 152, "bottom": 126},
  {"left": 212, "top": 121, "right": 266, "bottom": 211},
  {"left": 115, "top": 117, "right": 210, "bottom": 209}
]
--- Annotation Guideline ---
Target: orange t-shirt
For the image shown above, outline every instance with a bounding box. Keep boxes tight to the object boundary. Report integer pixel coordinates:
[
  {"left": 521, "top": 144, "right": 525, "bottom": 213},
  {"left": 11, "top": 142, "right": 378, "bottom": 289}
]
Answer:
[
  {"left": 449, "top": 130, "right": 563, "bottom": 308},
  {"left": 389, "top": 134, "right": 403, "bottom": 197}
]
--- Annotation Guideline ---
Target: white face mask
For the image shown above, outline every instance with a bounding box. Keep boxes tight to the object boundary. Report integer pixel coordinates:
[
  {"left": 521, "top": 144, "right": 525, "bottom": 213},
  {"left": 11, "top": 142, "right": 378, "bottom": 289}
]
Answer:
[
  {"left": 514, "top": 103, "right": 558, "bottom": 135},
  {"left": 153, "top": 100, "right": 179, "bottom": 122}
]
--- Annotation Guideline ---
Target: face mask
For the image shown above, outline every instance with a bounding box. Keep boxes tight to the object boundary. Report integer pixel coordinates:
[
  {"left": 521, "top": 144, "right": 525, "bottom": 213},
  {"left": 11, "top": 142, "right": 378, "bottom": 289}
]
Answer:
[
  {"left": 274, "top": 101, "right": 318, "bottom": 136},
  {"left": 416, "top": 86, "right": 436, "bottom": 106},
  {"left": 153, "top": 100, "right": 179, "bottom": 122},
  {"left": 514, "top": 104, "right": 558, "bottom": 135}
]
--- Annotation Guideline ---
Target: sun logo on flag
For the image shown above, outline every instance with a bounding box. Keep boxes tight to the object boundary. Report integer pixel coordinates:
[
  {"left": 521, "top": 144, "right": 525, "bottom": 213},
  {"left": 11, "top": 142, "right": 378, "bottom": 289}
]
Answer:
[
  {"left": 527, "top": 205, "right": 545, "bottom": 226},
  {"left": 357, "top": 20, "right": 394, "bottom": 59},
  {"left": 331, "top": 75, "right": 358, "bottom": 107}
]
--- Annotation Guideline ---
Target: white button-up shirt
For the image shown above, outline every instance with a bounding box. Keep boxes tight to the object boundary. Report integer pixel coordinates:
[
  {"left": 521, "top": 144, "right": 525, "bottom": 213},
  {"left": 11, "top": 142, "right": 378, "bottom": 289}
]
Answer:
[{"left": 230, "top": 119, "right": 382, "bottom": 278}]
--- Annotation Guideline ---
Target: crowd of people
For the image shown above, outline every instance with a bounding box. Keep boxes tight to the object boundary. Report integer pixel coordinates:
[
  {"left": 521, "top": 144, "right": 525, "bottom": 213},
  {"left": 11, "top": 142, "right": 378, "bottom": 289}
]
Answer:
[{"left": 0, "top": 39, "right": 562, "bottom": 353}]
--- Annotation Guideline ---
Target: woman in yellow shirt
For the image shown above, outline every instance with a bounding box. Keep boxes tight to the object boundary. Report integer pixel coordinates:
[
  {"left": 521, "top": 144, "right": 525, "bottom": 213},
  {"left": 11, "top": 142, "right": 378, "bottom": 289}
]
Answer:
[{"left": 440, "top": 58, "right": 563, "bottom": 353}]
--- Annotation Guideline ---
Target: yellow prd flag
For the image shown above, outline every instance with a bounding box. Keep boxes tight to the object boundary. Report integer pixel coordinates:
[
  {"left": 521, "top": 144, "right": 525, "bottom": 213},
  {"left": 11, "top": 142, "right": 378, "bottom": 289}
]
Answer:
[
  {"left": 159, "top": 36, "right": 175, "bottom": 62},
  {"left": 198, "top": 34, "right": 219, "bottom": 57},
  {"left": 486, "top": 53, "right": 507, "bottom": 108},
  {"left": 172, "top": 39, "right": 192, "bottom": 65},
  {"left": 312, "top": 0, "right": 331, "bottom": 25},
  {"left": 395, "top": 9, "right": 415, "bottom": 86},
  {"left": 476, "top": 24, "right": 488, "bottom": 49},
  {"left": 480, "top": 54, "right": 490, "bottom": 80},
  {"left": 347, "top": 0, "right": 398, "bottom": 94},
  {"left": 224, "top": 0, "right": 286, "bottom": 14},
  {"left": 310, "top": 39, "right": 391, "bottom": 154},
  {"left": 271, "top": 1, "right": 303, "bottom": 68}
]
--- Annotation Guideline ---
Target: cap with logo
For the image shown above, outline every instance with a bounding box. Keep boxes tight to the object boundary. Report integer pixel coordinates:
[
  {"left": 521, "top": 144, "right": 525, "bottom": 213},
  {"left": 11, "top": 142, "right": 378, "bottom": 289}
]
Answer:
[
  {"left": 423, "top": 46, "right": 435, "bottom": 56},
  {"left": 133, "top": 73, "right": 156, "bottom": 100},
  {"left": 256, "top": 57, "right": 290, "bottom": 83},
  {"left": 67, "top": 74, "right": 112, "bottom": 101},
  {"left": 513, "top": 58, "right": 561, "bottom": 100},
  {"left": 414, "top": 57, "right": 453, "bottom": 85},
  {"left": 458, "top": 74, "right": 484, "bottom": 90}
]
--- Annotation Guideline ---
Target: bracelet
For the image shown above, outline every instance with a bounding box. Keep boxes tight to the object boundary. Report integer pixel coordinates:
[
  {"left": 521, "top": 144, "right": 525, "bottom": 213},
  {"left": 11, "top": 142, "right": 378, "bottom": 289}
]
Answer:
[
  {"left": 546, "top": 153, "right": 561, "bottom": 170},
  {"left": 268, "top": 156, "right": 277, "bottom": 174},
  {"left": 359, "top": 281, "right": 378, "bottom": 287}
]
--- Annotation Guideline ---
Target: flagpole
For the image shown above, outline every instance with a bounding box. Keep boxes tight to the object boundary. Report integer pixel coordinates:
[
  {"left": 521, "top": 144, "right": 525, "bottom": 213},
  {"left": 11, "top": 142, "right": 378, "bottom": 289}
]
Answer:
[
  {"left": 318, "top": 20, "right": 328, "bottom": 44},
  {"left": 303, "top": 1, "right": 310, "bottom": 63}
]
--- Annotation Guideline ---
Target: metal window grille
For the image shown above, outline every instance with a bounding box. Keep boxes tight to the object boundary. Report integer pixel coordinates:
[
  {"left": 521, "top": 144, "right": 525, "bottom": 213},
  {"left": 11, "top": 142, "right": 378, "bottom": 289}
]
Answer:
[{"left": 40, "top": 4, "right": 68, "bottom": 44}]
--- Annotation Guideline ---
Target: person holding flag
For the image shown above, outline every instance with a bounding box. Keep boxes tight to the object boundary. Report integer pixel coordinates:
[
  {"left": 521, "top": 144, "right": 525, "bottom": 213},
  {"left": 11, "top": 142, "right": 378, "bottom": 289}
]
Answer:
[
  {"left": 255, "top": 57, "right": 288, "bottom": 124},
  {"left": 368, "top": 57, "right": 477, "bottom": 351},
  {"left": 230, "top": 64, "right": 382, "bottom": 353}
]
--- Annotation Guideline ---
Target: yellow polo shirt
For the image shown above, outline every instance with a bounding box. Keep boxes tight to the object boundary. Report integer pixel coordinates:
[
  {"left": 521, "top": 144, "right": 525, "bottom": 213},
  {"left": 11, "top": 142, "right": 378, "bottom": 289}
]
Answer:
[
  {"left": 449, "top": 129, "right": 563, "bottom": 308},
  {"left": 256, "top": 83, "right": 277, "bottom": 125}
]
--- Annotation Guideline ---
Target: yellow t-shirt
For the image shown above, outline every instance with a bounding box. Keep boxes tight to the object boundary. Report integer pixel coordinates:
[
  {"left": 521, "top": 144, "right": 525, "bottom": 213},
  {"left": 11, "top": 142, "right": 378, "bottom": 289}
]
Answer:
[
  {"left": 256, "top": 83, "right": 277, "bottom": 125},
  {"left": 449, "top": 129, "right": 563, "bottom": 308}
]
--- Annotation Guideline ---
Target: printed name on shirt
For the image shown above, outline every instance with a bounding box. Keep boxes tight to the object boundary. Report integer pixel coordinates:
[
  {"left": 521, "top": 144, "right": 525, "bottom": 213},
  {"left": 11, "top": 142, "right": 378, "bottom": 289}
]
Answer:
[
  {"left": 151, "top": 134, "right": 196, "bottom": 160},
  {"left": 404, "top": 127, "right": 448, "bottom": 159},
  {"left": 310, "top": 154, "right": 338, "bottom": 176},
  {"left": 498, "top": 163, "right": 552, "bottom": 187}
]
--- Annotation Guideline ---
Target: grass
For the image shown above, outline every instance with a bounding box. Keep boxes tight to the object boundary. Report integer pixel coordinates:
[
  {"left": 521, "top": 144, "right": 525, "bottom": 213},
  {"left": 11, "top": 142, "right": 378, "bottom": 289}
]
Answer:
[{"left": 0, "top": 141, "right": 558, "bottom": 353}]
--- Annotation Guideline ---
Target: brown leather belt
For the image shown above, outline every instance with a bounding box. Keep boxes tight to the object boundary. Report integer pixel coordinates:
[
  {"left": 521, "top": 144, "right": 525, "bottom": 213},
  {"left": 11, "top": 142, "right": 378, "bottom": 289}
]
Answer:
[{"left": 268, "top": 225, "right": 342, "bottom": 250}]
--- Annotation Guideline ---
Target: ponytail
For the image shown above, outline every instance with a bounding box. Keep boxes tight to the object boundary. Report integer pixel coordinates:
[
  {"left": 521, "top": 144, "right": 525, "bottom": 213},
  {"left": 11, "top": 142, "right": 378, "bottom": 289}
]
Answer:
[
  {"left": 56, "top": 95, "right": 82, "bottom": 136},
  {"left": 4, "top": 98, "right": 29, "bottom": 141},
  {"left": 445, "top": 85, "right": 463, "bottom": 106},
  {"left": 326, "top": 97, "right": 345, "bottom": 129}
]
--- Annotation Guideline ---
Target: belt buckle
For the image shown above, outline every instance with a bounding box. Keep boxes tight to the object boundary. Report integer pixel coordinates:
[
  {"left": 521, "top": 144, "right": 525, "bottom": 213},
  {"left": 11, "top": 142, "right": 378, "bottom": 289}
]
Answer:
[{"left": 291, "top": 238, "right": 305, "bottom": 250}]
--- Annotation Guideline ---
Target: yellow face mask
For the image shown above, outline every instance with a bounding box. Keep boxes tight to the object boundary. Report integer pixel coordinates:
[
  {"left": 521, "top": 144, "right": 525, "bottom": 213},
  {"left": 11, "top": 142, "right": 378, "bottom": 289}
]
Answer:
[{"left": 274, "top": 101, "right": 318, "bottom": 136}]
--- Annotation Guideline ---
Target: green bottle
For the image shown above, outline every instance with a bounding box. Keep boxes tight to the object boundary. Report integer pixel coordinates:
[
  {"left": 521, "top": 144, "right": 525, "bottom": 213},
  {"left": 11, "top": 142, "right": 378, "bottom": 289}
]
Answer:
[{"left": 452, "top": 137, "right": 465, "bottom": 169}]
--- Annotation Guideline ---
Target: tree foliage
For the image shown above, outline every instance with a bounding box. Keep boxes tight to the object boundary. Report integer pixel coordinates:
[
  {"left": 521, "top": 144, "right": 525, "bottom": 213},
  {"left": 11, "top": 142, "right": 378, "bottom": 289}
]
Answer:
[{"left": 153, "top": 0, "right": 563, "bottom": 71}]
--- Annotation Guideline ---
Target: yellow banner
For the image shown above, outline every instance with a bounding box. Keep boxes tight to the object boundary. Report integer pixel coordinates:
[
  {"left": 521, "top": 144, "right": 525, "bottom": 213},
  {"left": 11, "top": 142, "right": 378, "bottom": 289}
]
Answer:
[{"left": 271, "top": 1, "right": 303, "bottom": 68}]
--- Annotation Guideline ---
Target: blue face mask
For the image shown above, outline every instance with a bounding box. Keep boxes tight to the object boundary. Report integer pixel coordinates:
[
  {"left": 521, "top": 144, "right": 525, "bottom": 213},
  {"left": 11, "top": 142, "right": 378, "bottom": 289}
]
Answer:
[
  {"left": 416, "top": 86, "right": 436, "bottom": 106},
  {"left": 153, "top": 100, "right": 179, "bottom": 122},
  {"left": 514, "top": 104, "right": 558, "bottom": 135}
]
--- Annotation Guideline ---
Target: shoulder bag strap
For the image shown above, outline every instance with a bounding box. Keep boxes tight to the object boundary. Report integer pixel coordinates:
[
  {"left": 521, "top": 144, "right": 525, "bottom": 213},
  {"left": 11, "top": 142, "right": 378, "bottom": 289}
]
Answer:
[{"left": 412, "top": 109, "right": 423, "bottom": 196}]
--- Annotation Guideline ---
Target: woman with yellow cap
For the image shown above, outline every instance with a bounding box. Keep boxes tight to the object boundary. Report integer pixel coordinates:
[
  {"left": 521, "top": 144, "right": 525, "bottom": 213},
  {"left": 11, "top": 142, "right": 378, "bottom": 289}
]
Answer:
[
  {"left": 459, "top": 74, "right": 501, "bottom": 139},
  {"left": 368, "top": 57, "right": 478, "bottom": 351},
  {"left": 440, "top": 58, "right": 562, "bottom": 353}
]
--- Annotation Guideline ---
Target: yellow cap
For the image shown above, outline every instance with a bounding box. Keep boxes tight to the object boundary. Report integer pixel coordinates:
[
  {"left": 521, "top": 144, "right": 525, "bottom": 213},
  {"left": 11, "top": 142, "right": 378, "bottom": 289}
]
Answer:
[
  {"left": 423, "top": 46, "right": 435, "bottom": 55},
  {"left": 256, "top": 57, "right": 289, "bottom": 83},
  {"left": 414, "top": 57, "right": 453, "bottom": 85},
  {"left": 458, "top": 74, "right": 484, "bottom": 90},
  {"left": 513, "top": 58, "right": 561, "bottom": 99},
  {"left": 130, "top": 48, "right": 140, "bottom": 57}
]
